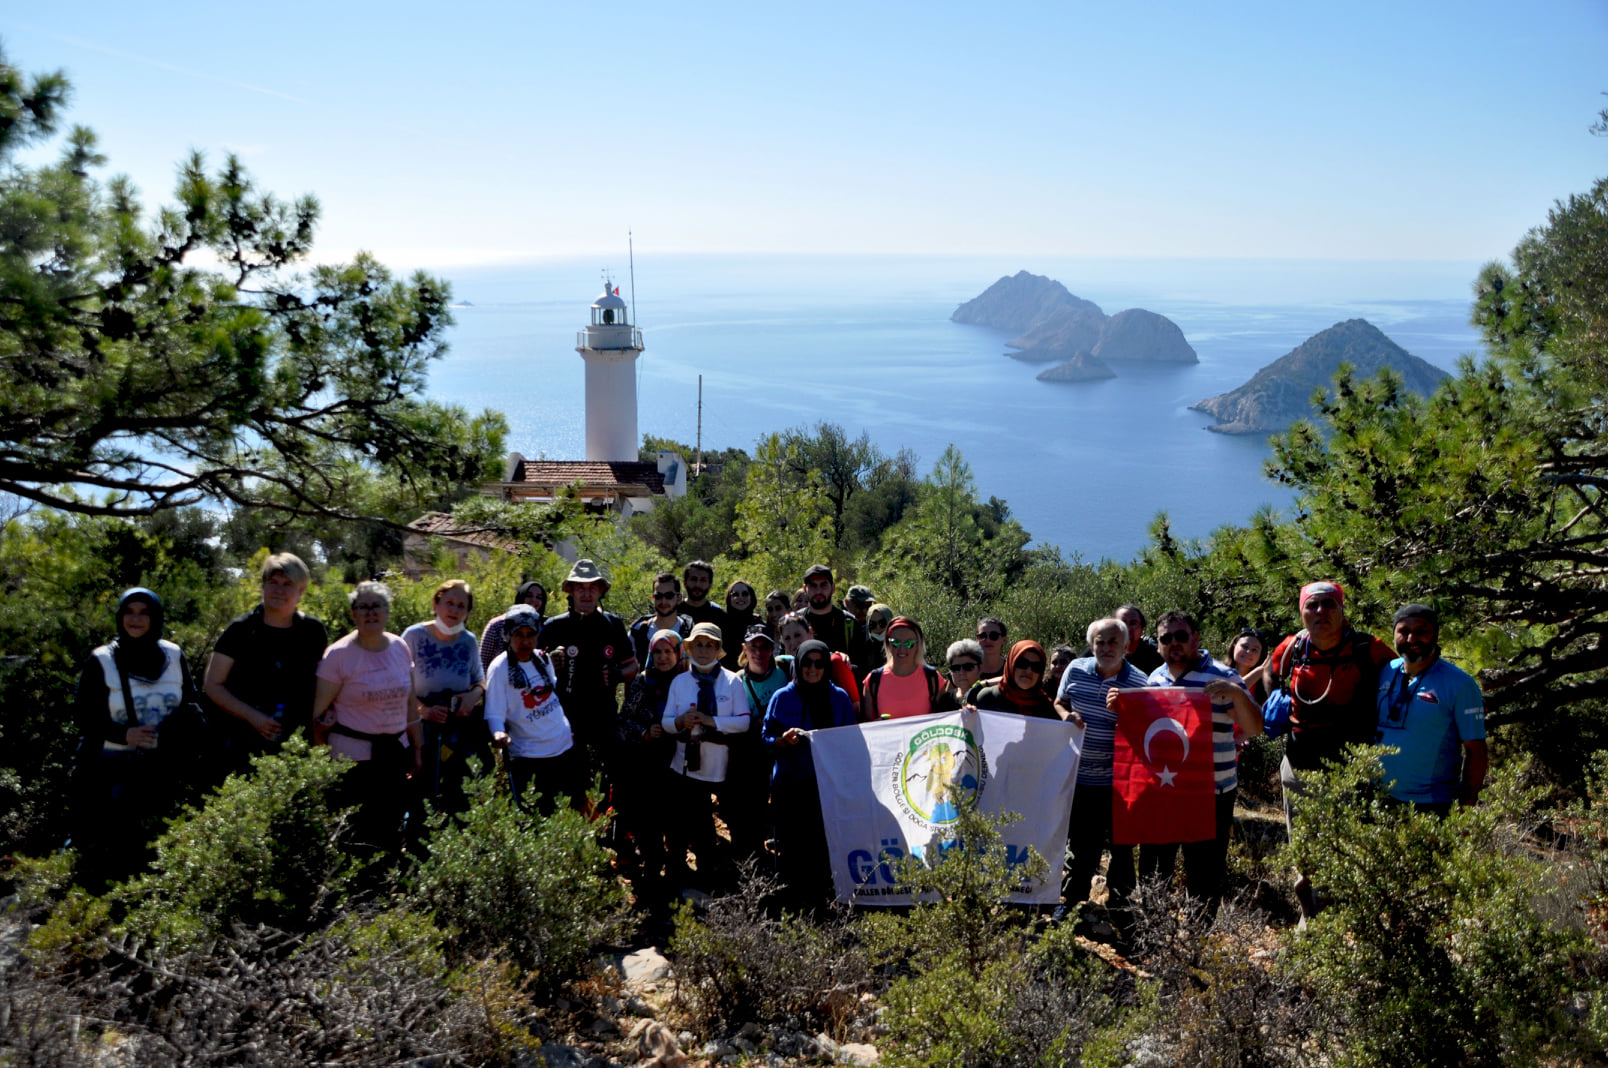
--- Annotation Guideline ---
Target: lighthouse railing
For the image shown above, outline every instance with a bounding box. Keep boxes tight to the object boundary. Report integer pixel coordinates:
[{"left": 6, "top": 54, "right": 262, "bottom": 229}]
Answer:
[{"left": 576, "top": 327, "right": 643, "bottom": 350}]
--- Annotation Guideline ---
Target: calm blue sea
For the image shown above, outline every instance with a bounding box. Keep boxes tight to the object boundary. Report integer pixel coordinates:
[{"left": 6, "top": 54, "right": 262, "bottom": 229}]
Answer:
[{"left": 428, "top": 255, "right": 1486, "bottom": 564}]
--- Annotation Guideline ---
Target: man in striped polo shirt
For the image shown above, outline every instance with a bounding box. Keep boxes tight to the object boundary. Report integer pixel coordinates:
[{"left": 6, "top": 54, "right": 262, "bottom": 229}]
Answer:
[{"left": 1140, "top": 608, "right": 1263, "bottom": 911}]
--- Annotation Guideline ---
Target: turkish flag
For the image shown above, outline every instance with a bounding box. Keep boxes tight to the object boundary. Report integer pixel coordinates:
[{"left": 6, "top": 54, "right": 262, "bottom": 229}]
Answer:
[{"left": 1111, "top": 687, "right": 1216, "bottom": 845}]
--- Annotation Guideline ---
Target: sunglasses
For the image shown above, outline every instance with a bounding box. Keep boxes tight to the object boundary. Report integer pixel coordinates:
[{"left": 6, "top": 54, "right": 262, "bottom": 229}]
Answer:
[
  {"left": 800, "top": 658, "right": 829, "bottom": 670},
  {"left": 1017, "top": 660, "right": 1045, "bottom": 673},
  {"left": 888, "top": 638, "right": 917, "bottom": 649},
  {"left": 652, "top": 591, "right": 678, "bottom": 600},
  {"left": 1158, "top": 630, "right": 1193, "bottom": 645},
  {"left": 977, "top": 630, "right": 1004, "bottom": 641},
  {"left": 352, "top": 602, "right": 387, "bottom": 612},
  {"left": 948, "top": 660, "right": 980, "bottom": 672}
]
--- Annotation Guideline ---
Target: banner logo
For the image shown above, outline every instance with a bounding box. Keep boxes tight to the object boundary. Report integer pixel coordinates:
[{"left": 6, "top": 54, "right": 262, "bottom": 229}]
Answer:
[{"left": 895, "top": 723, "right": 988, "bottom": 827}]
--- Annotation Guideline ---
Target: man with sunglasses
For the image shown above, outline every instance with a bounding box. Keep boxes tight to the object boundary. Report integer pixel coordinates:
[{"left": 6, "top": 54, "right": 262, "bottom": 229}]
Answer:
[
  {"left": 1134, "top": 609, "right": 1262, "bottom": 911},
  {"left": 630, "top": 572, "right": 694, "bottom": 666},
  {"left": 1375, "top": 604, "right": 1486, "bottom": 814}
]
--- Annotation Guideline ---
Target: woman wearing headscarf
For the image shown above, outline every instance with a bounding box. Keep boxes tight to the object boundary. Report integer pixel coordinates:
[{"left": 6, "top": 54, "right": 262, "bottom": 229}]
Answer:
[
  {"left": 72, "top": 587, "right": 203, "bottom": 888},
  {"left": 478, "top": 579, "right": 547, "bottom": 672},
  {"left": 763, "top": 639, "right": 856, "bottom": 909},
  {"left": 972, "top": 640, "right": 1058, "bottom": 719},
  {"left": 720, "top": 580, "right": 760, "bottom": 670},
  {"left": 615, "top": 628, "right": 685, "bottom": 903}
]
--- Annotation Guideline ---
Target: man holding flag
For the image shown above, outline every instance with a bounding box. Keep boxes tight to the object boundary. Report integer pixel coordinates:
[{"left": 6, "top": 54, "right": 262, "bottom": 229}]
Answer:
[{"left": 1107, "top": 609, "right": 1261, "bottom": 911}]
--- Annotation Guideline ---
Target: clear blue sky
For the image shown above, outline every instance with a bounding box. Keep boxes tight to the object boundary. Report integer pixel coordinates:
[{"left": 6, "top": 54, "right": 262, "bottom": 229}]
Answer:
[{"left": 8, "top": 2, "right": 1607, "bottom": 268}]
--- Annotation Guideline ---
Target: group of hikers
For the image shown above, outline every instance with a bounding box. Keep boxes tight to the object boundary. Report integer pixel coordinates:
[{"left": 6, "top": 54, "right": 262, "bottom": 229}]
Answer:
[{"left": 74, "top": 553, "right": 1487, "bottom": 931}]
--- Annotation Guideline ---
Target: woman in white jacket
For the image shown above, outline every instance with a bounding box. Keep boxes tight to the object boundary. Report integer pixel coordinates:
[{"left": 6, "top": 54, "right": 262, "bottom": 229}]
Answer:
[{"left": 661, "top": 622, "right": 749, "bottom": 890}]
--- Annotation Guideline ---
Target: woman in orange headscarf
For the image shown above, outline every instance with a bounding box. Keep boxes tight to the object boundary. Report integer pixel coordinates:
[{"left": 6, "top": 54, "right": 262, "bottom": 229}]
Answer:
[{"left": 972, "top": 640, "right": 1057, "bottom": 719}]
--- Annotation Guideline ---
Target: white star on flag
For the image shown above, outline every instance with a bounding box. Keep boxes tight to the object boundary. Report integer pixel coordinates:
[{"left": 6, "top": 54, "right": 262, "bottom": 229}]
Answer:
[{"left": 1155, "top": 765, "right": 1178, "bottom": 787}]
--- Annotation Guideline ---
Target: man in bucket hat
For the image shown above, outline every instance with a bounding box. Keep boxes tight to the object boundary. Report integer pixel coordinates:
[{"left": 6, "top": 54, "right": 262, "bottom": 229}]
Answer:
[{"left": 540, "top": 559, "right": 637, "bottom": 784}]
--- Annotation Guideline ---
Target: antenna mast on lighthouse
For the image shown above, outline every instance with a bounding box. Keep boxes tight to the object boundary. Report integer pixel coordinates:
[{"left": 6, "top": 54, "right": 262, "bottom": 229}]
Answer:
[{"left": 628, "top": 230, "right": 637, "bottom": 329}]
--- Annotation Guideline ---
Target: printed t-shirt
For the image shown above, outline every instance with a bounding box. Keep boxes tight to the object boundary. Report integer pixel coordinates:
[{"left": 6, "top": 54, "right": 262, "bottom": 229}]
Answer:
[
  {"left": 316, "top": 632, "right": 413, "bottom": 762},
  {"left": 1376, "top": 657, "right": 1486, "bottom": 804},
  {"left": 402, "top": 622, "right": 484, "bottom": 705},
  {"left": 484, "top": 651, "right": 573, "bottom": 759}
]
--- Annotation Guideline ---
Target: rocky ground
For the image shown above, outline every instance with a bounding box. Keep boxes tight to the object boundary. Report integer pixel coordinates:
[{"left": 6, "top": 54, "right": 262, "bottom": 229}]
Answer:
[{"left": 531, "top": 944, "right": 882, "bottom": 1068}]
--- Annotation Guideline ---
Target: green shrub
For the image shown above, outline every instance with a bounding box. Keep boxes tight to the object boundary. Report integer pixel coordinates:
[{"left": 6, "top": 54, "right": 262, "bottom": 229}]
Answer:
[
  {"left": 409, "top": 768, "right": 626, "bottom": 986},
  {"left": 865, "top": 797, "right": 1128, "bottom": 1068},
  {"left": 116, "top": 735, "right": 359, "bottom": 947},
  {"left": 1285, "top": 746, "right": 1598, "bottom": 1067},
  {"left": 669, "top": 866, "right": 874, "bottom": 1038}
]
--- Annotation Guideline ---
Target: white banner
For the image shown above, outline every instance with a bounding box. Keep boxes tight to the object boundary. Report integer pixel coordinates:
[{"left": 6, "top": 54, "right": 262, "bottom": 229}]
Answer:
[{"left": 810, "top": 709, "right": 1083, "bottom": 906}]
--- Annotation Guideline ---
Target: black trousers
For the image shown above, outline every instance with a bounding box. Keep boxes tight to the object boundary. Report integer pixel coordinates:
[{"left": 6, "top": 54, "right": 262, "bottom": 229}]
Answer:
[
  {"left": 1138, "top": 787, "right": 1237, "bottom": 907},
  {"left": 1064, "top": 783, "right": 1136, "bottom": 910}
]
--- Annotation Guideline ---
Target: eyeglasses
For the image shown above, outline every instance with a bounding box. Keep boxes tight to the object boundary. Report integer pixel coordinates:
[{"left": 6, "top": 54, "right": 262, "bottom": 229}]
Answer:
[
  {"left": 352, "top": 602, "right": 387, "bottom": 612},
  {"left": 977, "top": 630, "right": 1004, "bottom": 641},
  {"left": 1158, "top": 630, "right": 1192, "bottom": 645},
  {"left": 1016, "top": 659, "right": 1045, "bottom": 673},
  {"left": 948, "top": 660, "right": 980, "bottom": 672},
  {"left": 888, "top": 638, "right": 917, "bottom": 649}
]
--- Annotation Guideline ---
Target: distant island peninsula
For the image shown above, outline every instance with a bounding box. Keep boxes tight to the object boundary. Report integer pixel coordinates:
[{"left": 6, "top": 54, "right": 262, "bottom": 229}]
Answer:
[
  {"left": 952, "top": 270, "right": 1197, "bottom": 378},
  {"left": 1191, "top": 318, "right": 1450, "bottom": 434}
]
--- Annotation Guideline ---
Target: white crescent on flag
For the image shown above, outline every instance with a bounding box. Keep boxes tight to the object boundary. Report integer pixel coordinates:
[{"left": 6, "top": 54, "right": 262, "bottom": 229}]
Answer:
[{"left": 1142, "top": 716, "right": 1191, "bottom": 763}]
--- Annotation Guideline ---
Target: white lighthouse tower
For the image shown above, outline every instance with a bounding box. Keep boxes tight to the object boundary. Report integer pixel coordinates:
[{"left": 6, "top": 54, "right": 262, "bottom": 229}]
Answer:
[{"left": 575, "top": 280, "right": 644, "bottom": 462}]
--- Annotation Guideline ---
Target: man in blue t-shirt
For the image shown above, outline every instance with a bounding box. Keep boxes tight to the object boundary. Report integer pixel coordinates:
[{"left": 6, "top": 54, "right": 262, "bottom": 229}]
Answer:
[{"left": 1375, "top": 604, "right": 1487, "bottom": 814}]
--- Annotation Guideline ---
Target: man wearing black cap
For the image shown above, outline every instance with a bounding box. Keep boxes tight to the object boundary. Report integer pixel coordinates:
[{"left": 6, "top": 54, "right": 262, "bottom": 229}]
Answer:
[
  {"left": 1375, "top": 604, "right": 1487, "bottom": 814},
  {"left": 802, "top": 564, "right": 853, "bottom": 658}
]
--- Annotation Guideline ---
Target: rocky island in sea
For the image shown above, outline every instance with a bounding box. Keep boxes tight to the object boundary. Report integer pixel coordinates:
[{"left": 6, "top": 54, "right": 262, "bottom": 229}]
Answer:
[
  {"left": 952, "top": 270, "right": 1197, "bottom": 379},
  {"left": 1190, "top": 318, "right": 1450, "bottom": 434}
]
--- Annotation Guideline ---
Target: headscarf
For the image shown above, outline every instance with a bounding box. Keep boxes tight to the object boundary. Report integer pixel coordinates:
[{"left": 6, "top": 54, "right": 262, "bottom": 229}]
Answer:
[
  {"left": 114, "top": 587, "right": 167, "bottom": 680},
  {"left": 515, "top": 580, "right": 546, "bottom": 609},
  {"left": 793, "top": 639, "right": 837, "bottom": 730},
  {"left": 644, "top": 628, "right": 685, "bottom": 685},
  {"left": 999, "top": 639, "right": 1050, "bottom": 711}
]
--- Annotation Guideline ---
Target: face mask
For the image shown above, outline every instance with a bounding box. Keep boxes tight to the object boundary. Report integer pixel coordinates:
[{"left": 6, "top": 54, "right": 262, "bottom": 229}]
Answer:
[{"left": 435, "top": 619, "right": 467, "bottom": 636}]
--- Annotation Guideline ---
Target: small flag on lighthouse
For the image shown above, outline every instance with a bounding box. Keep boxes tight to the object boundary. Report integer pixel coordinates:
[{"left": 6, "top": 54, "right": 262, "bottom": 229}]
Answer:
[
  {"left": 1110, "top": 687, "right": 1216, "bottom": 845},
  {"left": 613, "top": 286, "right": 620, "bottom": 296}
]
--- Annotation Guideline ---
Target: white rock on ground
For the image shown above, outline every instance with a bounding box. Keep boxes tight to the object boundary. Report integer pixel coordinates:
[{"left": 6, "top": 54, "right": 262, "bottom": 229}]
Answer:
[
  {"left": 838, "top": 1042, "right": 880, "bottom": 1065},
  {"left": 621, "top": 947, "right": 673, "bottom": 985}
]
